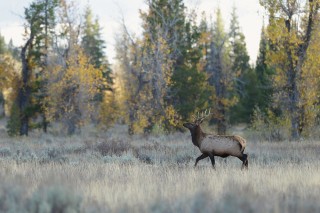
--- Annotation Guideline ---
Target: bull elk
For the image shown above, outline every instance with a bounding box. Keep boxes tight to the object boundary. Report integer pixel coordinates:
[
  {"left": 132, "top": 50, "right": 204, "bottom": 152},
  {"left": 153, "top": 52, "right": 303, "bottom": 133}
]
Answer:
[{"left": 183, "top": 109, "right": 248, "bottom": 169}]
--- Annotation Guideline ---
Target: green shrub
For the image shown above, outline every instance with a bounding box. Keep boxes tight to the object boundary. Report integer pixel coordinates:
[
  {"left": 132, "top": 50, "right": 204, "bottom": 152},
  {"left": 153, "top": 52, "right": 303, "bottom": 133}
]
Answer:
[
  {"left": 249, "top": 107, "right": 290, "bottom": 141},
  {"left": 0, "top": 147, "right": 12, "bottom": 157},
  {"left": 96, "top": 139, "right": 131, "bottom": 156},
  {"left": 6, "top": 102, "right": 21, "bottom": 136}
]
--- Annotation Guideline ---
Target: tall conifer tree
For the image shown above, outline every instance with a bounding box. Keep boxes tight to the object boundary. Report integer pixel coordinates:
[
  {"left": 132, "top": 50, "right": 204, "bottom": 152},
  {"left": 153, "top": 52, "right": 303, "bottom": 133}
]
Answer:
[
  {"left": 228, "top": 6, "right": 252, "bottom": 123},
  {"left": 81, "top": 6, "right": 113, "bottom": 102},
  {"left": 206, "top": 8, "right": 237, "bottom": 134},
  {"left": 16, "top": 0, "right": 58, "bottom": 135}
]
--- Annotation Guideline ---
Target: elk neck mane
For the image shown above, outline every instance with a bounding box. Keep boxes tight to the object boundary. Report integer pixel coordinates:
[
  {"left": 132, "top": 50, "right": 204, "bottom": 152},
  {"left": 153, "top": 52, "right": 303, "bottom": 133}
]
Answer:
[{"left": 191, "top": 125, "right": 206, "bottom": 147}]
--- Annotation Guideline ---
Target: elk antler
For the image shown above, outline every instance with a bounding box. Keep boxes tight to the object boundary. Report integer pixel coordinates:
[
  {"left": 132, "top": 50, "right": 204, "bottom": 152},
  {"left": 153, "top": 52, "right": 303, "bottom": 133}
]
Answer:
[{"left": 193, "top": 108, "right": 212, "bottom": 124}]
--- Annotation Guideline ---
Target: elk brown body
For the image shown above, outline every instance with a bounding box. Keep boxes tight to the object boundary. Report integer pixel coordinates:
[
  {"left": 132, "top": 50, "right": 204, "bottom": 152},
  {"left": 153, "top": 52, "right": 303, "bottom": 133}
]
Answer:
[{"left": 183, "top": 111, "right": 248, "bottom": 169}]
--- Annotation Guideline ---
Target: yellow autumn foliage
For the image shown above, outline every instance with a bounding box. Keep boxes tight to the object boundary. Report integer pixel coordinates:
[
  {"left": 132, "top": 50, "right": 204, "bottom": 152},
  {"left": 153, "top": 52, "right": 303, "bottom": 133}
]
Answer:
[
  {"left": 0, "top": 54, "right": 19, "bottom": 89},
  {"left": 263, "top": 0, "right": 320, "bottom": 135},
  {"left": 45, "top": 49, "right": 103, "bottom": 126},
  {"left": 0, "top": 54, "right": 20, "bottom": 115}
]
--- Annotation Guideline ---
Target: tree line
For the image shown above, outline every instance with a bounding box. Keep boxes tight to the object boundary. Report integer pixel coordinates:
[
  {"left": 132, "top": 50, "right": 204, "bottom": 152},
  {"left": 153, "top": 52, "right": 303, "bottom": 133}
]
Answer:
[{"left": 0, "top": 0, "right": 319, "bottom": 140}]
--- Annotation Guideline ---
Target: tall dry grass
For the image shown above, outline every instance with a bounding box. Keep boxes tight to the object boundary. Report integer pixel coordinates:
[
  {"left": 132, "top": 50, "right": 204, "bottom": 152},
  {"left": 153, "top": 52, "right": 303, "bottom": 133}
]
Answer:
[{"left": 0, "top": 125, "right": 320, "bottom": 212}]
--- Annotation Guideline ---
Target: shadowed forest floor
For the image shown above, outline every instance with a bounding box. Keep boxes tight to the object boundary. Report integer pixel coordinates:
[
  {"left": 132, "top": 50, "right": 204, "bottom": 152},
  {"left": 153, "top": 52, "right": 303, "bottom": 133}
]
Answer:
[{"left": 0, "top": 125, "right": 320, "bottom": 212}]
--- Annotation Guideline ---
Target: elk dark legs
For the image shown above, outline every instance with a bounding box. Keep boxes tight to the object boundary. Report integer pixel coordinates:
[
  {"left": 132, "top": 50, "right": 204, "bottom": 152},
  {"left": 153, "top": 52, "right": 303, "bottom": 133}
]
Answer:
[
  {"left": 239, "top": 153, "right": 248, "bottom": 170},
  {"left": 208, "top": 154, "right": 215, "bottom": 168},
  {"left": 194, "top": 153, "right": 208, "bottom": 167}
]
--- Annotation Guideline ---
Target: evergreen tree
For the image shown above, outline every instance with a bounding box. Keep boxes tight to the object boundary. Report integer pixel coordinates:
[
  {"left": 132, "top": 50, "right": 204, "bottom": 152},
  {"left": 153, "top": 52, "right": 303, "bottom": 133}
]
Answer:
[
  {"left": 254, "top": 24, "right": 274, "bottom": 112},
  {"left": 206, "top": 8, "right": 237, "bottom": 134},
  {"left": 0, "top": 33, "right": 7, "bottom": 55},
  {"left": 14, "top": 0, "right": 58, "bottom": 135},
  {"left": 118, "top": 0, "right": 210, "bottom": 133},
  {"left": 81, "top": 6, "right": 113, "bottom": 102},
  {"left": 82, "top": 6, "right": 105, "bottom": 68},
  {"left": 8, "top": 39, "right": 20, "bottom": 60},
  {"left": 171, "top": 14, "right": 211, "bottom": 121},
  {"left": 228, "top": 6, "right": 251, "bottom": 123},
  {"left": 140, "top": 0, "right": 187, "bottom": 131},
  {"left": 6, "top": 103, "right": 21, "bottom": 136},
  {"left": 230, "top": 22, "right": 274, "bottom": 124},
  {"left": 229, "top": 6, "right": 250, "bottom": 94}
]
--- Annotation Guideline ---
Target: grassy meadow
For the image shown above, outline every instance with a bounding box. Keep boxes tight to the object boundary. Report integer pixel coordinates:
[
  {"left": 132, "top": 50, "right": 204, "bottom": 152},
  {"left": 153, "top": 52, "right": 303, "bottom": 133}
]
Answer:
[{"left": 0, "top": 124, "right": 320, "bottom": 212}]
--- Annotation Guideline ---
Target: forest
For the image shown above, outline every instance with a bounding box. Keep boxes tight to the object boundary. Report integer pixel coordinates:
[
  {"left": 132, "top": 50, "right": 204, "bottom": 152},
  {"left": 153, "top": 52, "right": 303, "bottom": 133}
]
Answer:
[
  {"left": 0, "top": 0, "right": 320, "bottom": 212},
  {"left": 0, "top": 0, "right": 319, "bottom": 140}
]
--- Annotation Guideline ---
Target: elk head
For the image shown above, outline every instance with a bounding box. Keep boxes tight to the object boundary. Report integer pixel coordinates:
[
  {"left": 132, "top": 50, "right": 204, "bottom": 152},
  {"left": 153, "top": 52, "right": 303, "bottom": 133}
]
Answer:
[
  {"left": 183, "top": 109, "right": 212, "bottom": 147},
  {"left": 183, "top": 109, "right": 212, "bottom": 131}
]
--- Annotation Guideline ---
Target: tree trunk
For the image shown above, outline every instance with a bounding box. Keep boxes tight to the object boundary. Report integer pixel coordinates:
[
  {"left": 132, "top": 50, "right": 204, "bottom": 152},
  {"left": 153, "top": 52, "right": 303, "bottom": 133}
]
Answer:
[
  {"left": 42, "top": 0, "right": 49, "bottom": 133},
  {"left": 20, "top": 108, "right": 29, "bottom": 136},
  {"left": 209, "top": 41, "right": 227, "bottom": 135},
  {"left": 66, "top": 118, "right": 76, "bottom": 135},
  {"left": 128, "top": 108, "right": 135, "bottom": 135},
  {"left": 284, "top": 1, "right": 318, "bottom": 140},
  {"left": 287, "top": 67, "right": 300, "bottom": 140},
  {"left": 285, "top": 49, "right": 300, "bottom": 139},
  {"left": 284, "top": 15, "right": 300, "bottom": 140},
  {"left": 18, "top": 79, "right": 31, "bottom": 136},
  {"left": 0, "top": 92, "right": 5, "bottom": 117},
  {"left": 217, "top": 101, "right": 227, "bottom": 135},
  {"left": 298, "top": 105, "right": 306, "bottom": 136},
  {"left": 42, "top": 114, "right": 48, "bottom": 133},
  {"left": 19, "top": 36, "right": 33, "bottom": 136}
]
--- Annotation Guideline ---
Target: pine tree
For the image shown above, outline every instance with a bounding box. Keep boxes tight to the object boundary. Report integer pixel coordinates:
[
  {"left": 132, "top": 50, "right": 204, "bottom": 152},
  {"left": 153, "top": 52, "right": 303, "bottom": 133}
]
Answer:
[
  {"left": 15, "top": 0, "right": 58, "bottom": 135},
  {"left": 81, "top": 6, "right": 113, "bottom": 108},
  {"left": 170, "top": 14, "right": 211, "bottom": 121},
  {"left": 118, "top": 0, "right": 209, "bottom": 133},
  {"left": 228, "top": 6, "right": 252, "bottom": 123},
  {"left": 139, "top": 0, "right": 187, "bottom": 131},
  {"left": 229, "top": 5, "right": 250, "bottom": 95},
  {"left": 254, "top": 24, "right": 274, "bottom": 112},
  {"left": 206, "top": 8, "right": 237, "bottom": 134},
  {"left": 230, "top": 23, "right": 274, "bottom": 124},
  {"left": 0, "top": 33, "right": 7, "bottom": 55},
  {"left": 8, "top": 39, "right": 20, "bottom": 60},
  {"left": 82, "top": 6, "right": 105, "bottom": 68}
]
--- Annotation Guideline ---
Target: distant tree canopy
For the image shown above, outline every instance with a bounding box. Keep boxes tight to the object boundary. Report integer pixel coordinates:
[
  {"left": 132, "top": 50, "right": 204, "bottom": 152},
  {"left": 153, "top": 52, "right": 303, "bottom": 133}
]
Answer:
[
  {"left": 260, "top": 0, "right": 320, "bottom": 139},
  {"left": 116, "top": 1, "right": 262, "bottom": 135},
  {"left": 5, "top": 0, "right": 114, "bottom": 136},
  {"left": 2, "top": 0, "right": 320, "bottom": 140}
]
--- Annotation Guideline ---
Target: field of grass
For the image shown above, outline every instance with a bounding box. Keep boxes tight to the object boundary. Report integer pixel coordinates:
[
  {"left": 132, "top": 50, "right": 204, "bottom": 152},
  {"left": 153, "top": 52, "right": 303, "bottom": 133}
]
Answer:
[{"left": 0, "top": 124, "right": 320, "bottom": 212}]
